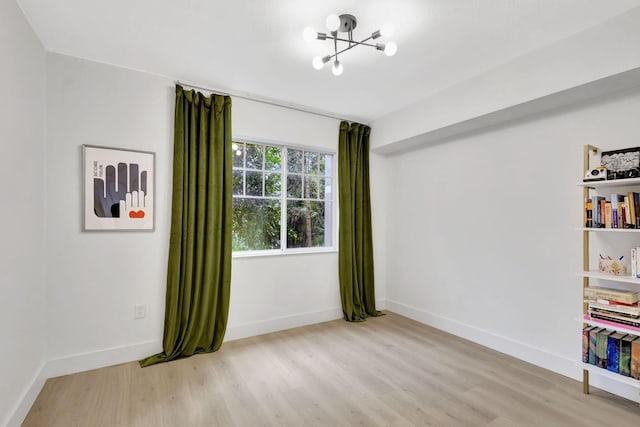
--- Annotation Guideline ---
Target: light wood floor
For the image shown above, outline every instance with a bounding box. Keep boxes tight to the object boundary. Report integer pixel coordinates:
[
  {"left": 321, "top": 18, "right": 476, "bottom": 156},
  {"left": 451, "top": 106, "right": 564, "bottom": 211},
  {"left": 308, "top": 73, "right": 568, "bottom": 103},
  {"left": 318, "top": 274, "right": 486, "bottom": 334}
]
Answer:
[{"left": 24, "top": 312, "right": 640, "bottom": 426}]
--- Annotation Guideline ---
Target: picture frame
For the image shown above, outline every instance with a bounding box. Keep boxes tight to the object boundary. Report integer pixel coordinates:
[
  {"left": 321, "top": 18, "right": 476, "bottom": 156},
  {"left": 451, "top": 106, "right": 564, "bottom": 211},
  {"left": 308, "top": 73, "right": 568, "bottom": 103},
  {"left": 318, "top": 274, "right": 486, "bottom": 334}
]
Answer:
[
  {"left": 83, "top": 144, "right": 155, "bottom": 231},
  {"left": 601, "top": 146, "right": 640, "bottom": 180}
]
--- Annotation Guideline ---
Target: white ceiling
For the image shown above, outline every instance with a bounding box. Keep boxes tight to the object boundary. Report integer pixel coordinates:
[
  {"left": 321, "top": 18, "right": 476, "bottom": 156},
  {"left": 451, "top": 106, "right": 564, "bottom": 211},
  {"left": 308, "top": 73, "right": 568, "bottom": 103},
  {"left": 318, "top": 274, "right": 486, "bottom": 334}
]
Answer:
[{"left": 17, "top": 0, "right": 640, "bottom": 121}]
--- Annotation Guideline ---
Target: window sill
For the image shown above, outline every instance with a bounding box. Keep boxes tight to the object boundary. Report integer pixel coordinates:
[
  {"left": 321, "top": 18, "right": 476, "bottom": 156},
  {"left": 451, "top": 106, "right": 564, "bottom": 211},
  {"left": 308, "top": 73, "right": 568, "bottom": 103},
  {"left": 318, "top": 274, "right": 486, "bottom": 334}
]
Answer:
[{"left": 232, "top": 247, "right": 338, "bottom": 259}]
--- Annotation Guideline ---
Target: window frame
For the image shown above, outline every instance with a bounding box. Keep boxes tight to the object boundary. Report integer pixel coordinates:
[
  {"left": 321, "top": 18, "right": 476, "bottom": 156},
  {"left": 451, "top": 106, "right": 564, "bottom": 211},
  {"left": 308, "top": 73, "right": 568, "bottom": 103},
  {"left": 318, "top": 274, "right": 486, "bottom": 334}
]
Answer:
[{"left": 231, "top": 136, "right": 337, "bottom": 257}]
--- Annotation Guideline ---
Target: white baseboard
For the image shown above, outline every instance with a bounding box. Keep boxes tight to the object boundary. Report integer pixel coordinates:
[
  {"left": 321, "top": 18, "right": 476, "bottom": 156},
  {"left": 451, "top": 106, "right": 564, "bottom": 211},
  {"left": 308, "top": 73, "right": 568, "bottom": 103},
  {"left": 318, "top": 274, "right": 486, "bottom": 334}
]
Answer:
[
  {"left": 6, "top": 361, "right": 47, "bottom": 427},
  {"left": 385, "top": 299, "right": 640, "bottom": 403},
  {"left": 224, "top": 307, "right": 344, "bottom": 341},
  {"left": 45, "top": 340, "right": 162, "bottom": 379},
  {"left": 224, "top": 299, "right": 387, "bottom": 341}
]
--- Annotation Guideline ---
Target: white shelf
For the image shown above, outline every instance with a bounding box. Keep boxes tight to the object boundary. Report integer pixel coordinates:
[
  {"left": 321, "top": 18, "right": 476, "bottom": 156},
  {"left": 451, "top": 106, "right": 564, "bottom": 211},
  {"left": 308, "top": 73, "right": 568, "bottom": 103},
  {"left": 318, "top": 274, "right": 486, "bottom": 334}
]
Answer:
[
  {"left": 581, "top": 363, "right": 640, "bottom": 388},
  {"left": 578, "top": 227, "right": 640, "bottom": 233},
  {"left": 578, "top": 271, "right": 640, "bottom": 284},
  {"left": 578, "top": 177, "right": 640, "bottom": 188},
  {"left": 581, "top": 316, "right": 640, "bottom": 336}
]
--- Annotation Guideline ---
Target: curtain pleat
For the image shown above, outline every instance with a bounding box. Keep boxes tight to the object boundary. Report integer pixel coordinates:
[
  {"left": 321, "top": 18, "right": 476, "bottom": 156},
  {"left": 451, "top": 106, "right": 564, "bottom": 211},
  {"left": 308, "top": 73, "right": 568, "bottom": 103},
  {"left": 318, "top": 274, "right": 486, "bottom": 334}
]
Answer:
[
  {"left": 338, "top": 121, "right": 381, "bottom": 321},
  {"left": 140, "top": 85, "right": 232, "bottom": 367}
]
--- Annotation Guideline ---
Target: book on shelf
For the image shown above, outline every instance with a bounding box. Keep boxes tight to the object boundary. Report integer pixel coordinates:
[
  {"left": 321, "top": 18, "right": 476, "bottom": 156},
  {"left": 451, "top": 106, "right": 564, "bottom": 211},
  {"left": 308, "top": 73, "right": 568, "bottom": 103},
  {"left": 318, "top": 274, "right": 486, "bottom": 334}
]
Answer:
[
  {"left": 585, "top": 199, "right": 593, "bottom": 228},
  {"left": 589, "top": 327, "right": 603, "bottom": 365},
  {"left": 605, "top": 202, "right": 613, "bottom": 228},
  {"left": 590, "top": 301, "right": 640, "bottom": 317},
  {"left": 597, "top": 330, "right": 615, "bottom": 368},
  {"left": 593, "top": 196, "right": 605, "bottom": 227},
  {"left": 632, "top": 340, "right": 640, "bottom": 379},
  {"left": 620, "top": 335, "right": 637, "bottom": 377},
  {"left": 595, "top": 298, "right": 639, "bottom": 308},
  {"left": 584, "top": 287, "right": 639, "bottom": 305},
  {"left": 633, "top": 248, "right": 637, "bottom": 278},
  {"left": 625, "top": 196, "right": 632, "bottom": 225},
  {"left": 583, "top": 325, "right": 596, "bottom": 363},
  {"left": 634, "top": 192, "right": 640, "bottom": 227},
  {"left": 607, "top": 332, "right": 625, "bottom": 373},
  {"left": 611, "top": 195, "right": 619, "bottom": 229},
  {"left": 590, "top": 312, "right": 640, "bottom": 328}
]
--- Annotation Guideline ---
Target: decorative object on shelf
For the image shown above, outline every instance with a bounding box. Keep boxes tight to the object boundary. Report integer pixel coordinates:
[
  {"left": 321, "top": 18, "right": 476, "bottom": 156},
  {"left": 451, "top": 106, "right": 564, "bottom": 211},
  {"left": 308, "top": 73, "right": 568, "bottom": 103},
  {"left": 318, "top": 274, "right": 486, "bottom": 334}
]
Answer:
[
  {"left": 83, "top": 145, "right": 155, "bottom": 231},
  {"left": 598, "top": 255, "right": 628, "bottom": 276},
  {"left": 303, "top": 13, "right": 397, "bottom": 76},
  {"left": 584, "top": 165, "right": 608, "bottom": 182},
  {"left": 601, "top": 146, "right": 640, "bottom": 180}
]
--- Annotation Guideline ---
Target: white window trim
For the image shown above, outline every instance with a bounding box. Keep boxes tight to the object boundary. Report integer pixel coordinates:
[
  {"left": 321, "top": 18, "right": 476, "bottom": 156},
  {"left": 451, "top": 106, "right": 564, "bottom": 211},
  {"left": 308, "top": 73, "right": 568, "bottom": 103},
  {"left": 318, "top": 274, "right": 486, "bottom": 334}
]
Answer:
[{"left": 231, "top": 136, "right": 338, "bottom": 257}]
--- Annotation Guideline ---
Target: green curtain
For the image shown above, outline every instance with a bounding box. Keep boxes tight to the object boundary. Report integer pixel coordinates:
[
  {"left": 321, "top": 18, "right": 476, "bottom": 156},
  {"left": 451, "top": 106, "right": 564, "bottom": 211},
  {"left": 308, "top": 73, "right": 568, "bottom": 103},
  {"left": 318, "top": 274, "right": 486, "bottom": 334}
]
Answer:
[
  {"left": 140, "top": 85, "right": 232, "bottom": 367},
  {"left": 338, "top": 121, "right": 381, "bottom": 322}
]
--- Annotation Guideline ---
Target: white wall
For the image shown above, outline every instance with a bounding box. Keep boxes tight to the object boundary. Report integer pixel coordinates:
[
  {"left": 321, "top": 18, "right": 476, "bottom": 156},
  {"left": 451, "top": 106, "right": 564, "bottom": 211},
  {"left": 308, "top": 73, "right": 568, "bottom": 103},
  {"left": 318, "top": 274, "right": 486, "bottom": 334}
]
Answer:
[
  {"left": 383, "top": 85, "right": 640, "bottom": 401},
  {"left": 0, "top": 0, "right": 46, "bottom": 425},
  {"left": 44, "top": 53, "right": 386, "bottom": 375},
  {"left": 372, "top": 6, "right": 640, "bottom": 153}
]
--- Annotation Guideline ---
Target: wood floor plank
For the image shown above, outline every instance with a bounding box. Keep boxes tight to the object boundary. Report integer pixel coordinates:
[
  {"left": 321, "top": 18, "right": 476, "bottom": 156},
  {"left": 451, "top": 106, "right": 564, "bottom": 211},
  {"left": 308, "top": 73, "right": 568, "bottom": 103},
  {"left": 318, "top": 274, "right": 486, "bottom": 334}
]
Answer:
[{"left": 22, "top": 312, "right": 640, "bottom": 426}]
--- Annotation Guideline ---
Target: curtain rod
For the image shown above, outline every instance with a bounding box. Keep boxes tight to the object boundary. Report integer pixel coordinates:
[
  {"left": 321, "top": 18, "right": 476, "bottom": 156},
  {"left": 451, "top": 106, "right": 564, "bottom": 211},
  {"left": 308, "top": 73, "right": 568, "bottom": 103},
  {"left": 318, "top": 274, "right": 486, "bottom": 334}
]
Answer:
[{"left": 176, "top": 80, "right": 367, "bottom": 125}]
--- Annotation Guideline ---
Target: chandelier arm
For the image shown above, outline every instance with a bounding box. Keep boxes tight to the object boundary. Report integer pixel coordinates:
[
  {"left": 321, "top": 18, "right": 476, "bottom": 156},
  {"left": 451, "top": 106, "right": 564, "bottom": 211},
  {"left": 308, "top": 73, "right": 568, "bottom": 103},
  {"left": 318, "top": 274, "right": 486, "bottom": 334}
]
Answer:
[
  {"left": 324, "top": 34, "right": 377, "bottom": 48},
  {"left": 332, "top": 39, "right": 378, "bottom": 48},
  {"left": 324, "top": 42, "right": 366, "bottom": 61}
]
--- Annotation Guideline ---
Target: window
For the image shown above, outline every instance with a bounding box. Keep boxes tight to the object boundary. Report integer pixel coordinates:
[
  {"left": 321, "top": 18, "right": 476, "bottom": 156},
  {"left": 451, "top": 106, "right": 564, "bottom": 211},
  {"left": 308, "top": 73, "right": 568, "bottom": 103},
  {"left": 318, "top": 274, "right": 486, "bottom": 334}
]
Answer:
[{"left": 231, "top": 140, "right": 334, "bottom": 253}]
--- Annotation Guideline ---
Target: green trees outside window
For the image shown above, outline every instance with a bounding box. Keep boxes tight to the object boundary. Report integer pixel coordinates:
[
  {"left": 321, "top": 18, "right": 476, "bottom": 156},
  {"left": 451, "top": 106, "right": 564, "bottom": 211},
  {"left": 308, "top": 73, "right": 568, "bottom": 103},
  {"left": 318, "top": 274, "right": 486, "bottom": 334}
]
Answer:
[{"left": 232, "top": 141, "right": 334, "bottom": 253}]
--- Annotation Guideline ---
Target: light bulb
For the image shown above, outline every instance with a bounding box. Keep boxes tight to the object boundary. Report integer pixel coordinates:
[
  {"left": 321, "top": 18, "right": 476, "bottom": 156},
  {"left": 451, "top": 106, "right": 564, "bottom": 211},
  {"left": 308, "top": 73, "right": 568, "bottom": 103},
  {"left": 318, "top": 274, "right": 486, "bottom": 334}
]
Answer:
[
  {"left": 235, "top": 150, "right": 242, "bottom": 156},
  {"left": 332, "top": 60, "right": 343, "bottom": 76},
  {"left": 326, "top": 14, "right": 340, "bottom": 32},
  {"left": 384, "top": 42, "right": 398, "bottom": 57},
  {"left": 380, "top": 23, "right": 395, "bottom": 37},
  {"left": 312, "top": 56, "right": 324, "bottom": 70},
  {"left": 303, "top": 27, "right": 317, "bottom": 42},
  {"left": 232, "top": 143, "right": 238, "bottom": 151}
]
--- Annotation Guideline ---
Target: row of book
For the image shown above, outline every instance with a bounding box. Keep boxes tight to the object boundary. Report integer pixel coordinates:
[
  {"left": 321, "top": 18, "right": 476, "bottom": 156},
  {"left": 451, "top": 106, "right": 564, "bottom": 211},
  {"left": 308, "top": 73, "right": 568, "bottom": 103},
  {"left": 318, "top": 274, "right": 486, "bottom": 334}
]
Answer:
[
  {"left": 582, "top": 325, "right": 640, "bottom": 377},
  {"left": 585, "top": 286, "right": 639, "bottom": 328},
  {"left": 583, "top": 286, "right": 640, "bottom": 377},
  {"left": 585, "top": 192, "right": 640, "bottom": 228}
]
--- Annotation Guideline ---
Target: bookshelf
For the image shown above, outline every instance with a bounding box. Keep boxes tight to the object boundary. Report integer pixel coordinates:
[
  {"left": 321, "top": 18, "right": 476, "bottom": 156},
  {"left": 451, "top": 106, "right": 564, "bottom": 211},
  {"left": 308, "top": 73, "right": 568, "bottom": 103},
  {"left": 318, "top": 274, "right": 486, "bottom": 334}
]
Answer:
[
  {"left": 578, "top": 228, "right": 640, "bottom": 233},
  {"left": 580, "top": 144, "right": 640, "bottom": 396},
  {"left": 577, "top": 271, "right": 640, "bottom": 285},
  {"left": 579, "top": 176, "right": 640, "bottom": 188},
  {"left": 581, "top": 363, "right": 640, "bottom": 388}
]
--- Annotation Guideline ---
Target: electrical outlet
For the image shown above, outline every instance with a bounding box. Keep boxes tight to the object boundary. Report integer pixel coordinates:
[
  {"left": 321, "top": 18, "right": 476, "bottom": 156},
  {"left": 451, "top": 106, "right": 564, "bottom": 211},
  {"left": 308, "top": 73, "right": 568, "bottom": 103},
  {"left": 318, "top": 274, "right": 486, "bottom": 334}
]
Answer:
[{"left": 134, "top": 304, "right": 147, "bottom": 319}]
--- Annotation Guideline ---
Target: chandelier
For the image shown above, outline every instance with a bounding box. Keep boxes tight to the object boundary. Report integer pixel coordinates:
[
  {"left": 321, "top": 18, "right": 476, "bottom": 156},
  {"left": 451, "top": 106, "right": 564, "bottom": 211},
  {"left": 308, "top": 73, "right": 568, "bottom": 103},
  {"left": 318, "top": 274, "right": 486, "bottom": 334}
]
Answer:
[{"left": 303, "top": 14, "right": 397, "bottom": 76}]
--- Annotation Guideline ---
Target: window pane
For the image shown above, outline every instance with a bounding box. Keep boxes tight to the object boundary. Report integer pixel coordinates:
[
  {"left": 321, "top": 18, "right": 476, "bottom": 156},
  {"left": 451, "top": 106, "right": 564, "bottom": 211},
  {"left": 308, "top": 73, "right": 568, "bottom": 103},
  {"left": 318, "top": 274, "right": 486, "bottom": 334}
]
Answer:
[
  {"left": 232, "top": 144, "right": 333, "bottom": 253},
  {"left": 246, "top": 171, "right": 263, "bottom": 196},
  {"left": 232, "top": 199, "right": 281, "bottom": 251},
  {"left": 265, "top": 172, "right": 281, "bottom": 197},
  {"left": 232, "top": 170, "right": 244, "bottom": 196},
  {"left": 320, "top": 153, "right": 333, "bottom": 176},
  {"left": 246, "top": 144, "right": 264, "bottom": 170},
  {"left": 305, "top": 176, "right": 318, "bottom": 199},
  {"left": 319, "top": 178, "right": 332, "bottom": 200},
  {"left": 232, "top": 143, "right": 244, "bottom": 168},
  {"left": 265, "top": 146, "right": 281, "bottom": 171},
  {"left": 287, "top": 200, "right": 330, "bottom": 248},
  {"left": 287, "top": 149, "right": 302, "bottom": 173},
  {"left": 287, "top": 174, "right": 302, "bottom": 198},
  {"left": 304, "top": 151, "right": 319, "bottom": 174}
]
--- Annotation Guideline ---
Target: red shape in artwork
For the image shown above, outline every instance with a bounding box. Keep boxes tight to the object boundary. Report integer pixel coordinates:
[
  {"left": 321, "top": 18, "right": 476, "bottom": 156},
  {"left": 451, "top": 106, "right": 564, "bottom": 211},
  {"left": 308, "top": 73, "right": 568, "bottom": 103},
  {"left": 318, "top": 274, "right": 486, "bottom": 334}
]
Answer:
[{"left": 129, "top": 210, "right": 145, "bottom": 219}]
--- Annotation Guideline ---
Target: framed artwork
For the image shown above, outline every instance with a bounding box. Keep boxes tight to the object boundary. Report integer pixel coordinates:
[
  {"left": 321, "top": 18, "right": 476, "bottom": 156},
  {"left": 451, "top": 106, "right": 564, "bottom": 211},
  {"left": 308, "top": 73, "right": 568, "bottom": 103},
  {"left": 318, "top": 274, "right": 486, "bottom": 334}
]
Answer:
[
  {"left": 601, "top": 146, "right": 640, "bottom": 180},
  {"left": 83, "top": 145, "right": 155, "bottom": 231}
]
